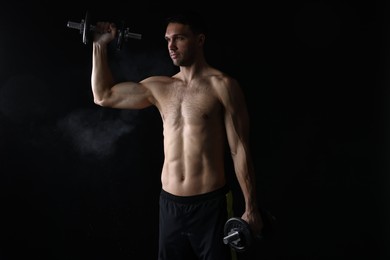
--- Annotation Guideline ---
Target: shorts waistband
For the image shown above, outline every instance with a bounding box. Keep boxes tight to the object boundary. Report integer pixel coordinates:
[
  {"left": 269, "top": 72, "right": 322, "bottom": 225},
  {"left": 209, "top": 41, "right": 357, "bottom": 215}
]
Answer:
[{"left": 160, "top": 184, "right": 230, "bottom": 204}]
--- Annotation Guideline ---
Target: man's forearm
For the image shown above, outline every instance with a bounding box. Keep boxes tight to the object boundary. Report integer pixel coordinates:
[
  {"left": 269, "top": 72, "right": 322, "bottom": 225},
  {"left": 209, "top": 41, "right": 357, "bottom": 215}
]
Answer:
[
  {"left": 233, "top": 148, "right": 258, "bottom": 212},
  {"left": 241, "top": 170, "right": 258, "bottom": 212},
  {"left": 91, "top": 43, "right": 115, "bottom": 104}
]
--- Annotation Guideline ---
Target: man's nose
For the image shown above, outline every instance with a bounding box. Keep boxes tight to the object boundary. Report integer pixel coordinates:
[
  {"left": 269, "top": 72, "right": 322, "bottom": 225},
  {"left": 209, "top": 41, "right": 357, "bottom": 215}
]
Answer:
[{"left": 168, "top": 42, "right": 176, "bottom": 50}]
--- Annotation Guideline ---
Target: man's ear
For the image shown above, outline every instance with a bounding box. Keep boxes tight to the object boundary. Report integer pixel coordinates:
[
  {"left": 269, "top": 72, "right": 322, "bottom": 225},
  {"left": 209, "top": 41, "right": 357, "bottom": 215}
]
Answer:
[{"left": 198, "top": 33, "right": 206, "bottom": 46}]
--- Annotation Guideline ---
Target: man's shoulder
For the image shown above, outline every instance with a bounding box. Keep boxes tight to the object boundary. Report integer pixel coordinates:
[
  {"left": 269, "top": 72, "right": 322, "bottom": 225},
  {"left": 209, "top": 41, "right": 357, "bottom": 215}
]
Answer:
[
  {"left": 208, "top": 72, "right": 238, "bottom": 87},
  {"left": 142, "top": 75, "right": 175, "bottom": 83}
]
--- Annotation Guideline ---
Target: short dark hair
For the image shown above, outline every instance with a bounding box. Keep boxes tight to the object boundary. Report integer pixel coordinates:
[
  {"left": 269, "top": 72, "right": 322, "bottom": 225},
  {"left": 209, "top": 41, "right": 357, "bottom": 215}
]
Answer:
[{"left": 165, "top": 10, "right": 208, "bottom": 35}]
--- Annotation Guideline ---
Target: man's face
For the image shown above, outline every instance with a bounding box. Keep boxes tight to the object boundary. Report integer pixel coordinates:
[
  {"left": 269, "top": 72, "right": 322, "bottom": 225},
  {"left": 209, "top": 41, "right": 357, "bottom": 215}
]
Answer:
[{"left": 165, "top": 23, "right": 198, "bottom": 67}]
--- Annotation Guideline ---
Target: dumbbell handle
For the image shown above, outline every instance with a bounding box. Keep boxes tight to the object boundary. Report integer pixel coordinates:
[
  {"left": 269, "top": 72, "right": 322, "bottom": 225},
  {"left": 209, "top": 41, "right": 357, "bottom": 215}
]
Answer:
[
  {"left": 223, "top": 231, "right": 241, "bottom": 245},
  {"left": 121, "top": 28, "right": 142, "bottom": 40},
  {"left": 66, "top": 20, "right": 142, "bottom": 40}
]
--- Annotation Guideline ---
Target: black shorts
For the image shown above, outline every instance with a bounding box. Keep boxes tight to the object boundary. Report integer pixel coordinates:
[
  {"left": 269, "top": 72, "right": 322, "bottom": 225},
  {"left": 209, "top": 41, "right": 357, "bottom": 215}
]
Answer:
[{"left": 158, "top": 185, "right": 232, "bottom": 260}]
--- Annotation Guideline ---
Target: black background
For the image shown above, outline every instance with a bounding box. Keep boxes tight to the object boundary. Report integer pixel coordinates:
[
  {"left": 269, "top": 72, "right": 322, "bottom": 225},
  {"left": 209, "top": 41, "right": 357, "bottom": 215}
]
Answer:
[{"left": 0, "top": 0, "right": 389, "bottom": 259}]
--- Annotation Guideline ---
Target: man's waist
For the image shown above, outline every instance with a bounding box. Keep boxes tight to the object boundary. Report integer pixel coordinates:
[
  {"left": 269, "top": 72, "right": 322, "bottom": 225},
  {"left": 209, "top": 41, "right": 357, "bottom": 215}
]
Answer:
[{"left": 160, "top": 184, "right": 230, "bottom": 204}]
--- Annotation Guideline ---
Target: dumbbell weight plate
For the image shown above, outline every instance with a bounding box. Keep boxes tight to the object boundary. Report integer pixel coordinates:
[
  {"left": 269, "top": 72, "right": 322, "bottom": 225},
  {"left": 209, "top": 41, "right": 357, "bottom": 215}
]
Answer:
[
  {"left": 223, "top": 217, "right": 253, "bottom": 252},
  {"left": 83, "top": 11, "right": 90, "bottom": 45}
]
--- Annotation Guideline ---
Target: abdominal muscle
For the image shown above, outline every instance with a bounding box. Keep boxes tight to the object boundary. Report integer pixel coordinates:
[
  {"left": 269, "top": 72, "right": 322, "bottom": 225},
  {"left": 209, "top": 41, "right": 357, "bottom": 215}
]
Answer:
[{"left": 160, "top": 120, "right": 227, "bottom": 196}]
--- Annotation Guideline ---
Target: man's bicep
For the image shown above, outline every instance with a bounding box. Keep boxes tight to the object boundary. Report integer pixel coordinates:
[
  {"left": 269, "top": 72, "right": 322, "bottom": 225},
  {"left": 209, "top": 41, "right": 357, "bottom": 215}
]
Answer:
[{"left": 109, "top": 81, "right": 153, "bottom": 109}]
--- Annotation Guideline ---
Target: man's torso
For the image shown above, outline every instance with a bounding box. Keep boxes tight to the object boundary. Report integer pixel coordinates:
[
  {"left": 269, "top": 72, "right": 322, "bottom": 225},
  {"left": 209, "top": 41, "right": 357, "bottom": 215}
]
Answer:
[{"left": 152, "top": 73, "right": 229, "bottom": 196}]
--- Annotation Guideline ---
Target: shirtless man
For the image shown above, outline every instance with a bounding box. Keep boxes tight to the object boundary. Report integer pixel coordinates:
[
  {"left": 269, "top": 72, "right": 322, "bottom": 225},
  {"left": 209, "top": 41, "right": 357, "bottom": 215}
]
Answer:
[{"left": 91, "top": 10, "right": 263, "bottom": 260}]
